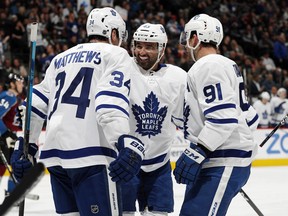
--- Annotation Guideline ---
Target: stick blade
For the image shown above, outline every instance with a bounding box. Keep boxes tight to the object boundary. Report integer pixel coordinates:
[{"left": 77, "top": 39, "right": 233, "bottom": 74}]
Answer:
[{"left": 0, "top": 162, "right": 45, "bottom": 215}]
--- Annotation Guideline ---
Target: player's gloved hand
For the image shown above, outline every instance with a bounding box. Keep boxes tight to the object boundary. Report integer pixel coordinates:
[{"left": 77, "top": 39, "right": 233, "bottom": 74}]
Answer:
[
  {"left": 1, "top": 129, "right": 18, "bottom": 141},
  {"left": 0, "top": 129, "right": 18, "bottom": 149},
  {"left": 173, "top": 143, "right": 207, "bottom": 185},
  {"left": 108, "top": 135, "right": 145, "bottom": 184},
  {"left": 10, "top": 137, "right": 38, "bottom": 182}
]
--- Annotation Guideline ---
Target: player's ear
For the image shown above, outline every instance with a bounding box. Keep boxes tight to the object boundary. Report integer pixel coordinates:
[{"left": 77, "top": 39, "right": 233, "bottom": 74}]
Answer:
[
  {"left": 111, "top": 29, "right": 120, "bottom": 46},
  {"left": 189, "top": 34, "right": 198, "bottom": 47}
]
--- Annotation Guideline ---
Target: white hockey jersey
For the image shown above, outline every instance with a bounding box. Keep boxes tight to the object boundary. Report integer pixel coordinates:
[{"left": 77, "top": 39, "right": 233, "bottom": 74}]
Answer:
[
  {"left": 28, "top": 43, "right": 138, "bottom": 168},
  {"left": 253, "top": 100, "right": 271, "bottom": 128},
  {"left": 130, "top": 63, "right": 187, "bottom": 172},
  {"left": 185, "top": 54, "right": 258, "bottom": 168},
  {"left": 270, "top": 97, "right": 288, "bottom": 125}
]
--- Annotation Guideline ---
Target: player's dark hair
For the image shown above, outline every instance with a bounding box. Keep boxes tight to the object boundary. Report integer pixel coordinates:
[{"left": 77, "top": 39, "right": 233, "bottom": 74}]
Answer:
[
  {"left": 88, "top": 29, "right": 120, "bottom": 42},
  {"left": 88, "top": 35, "right": 108, "bottom": 42},
  {"left": 4, "top": 73, "right": 23, "bottom": 90},
  {"left": 190, "top": 30, "right": 217, "bottom": 49}
]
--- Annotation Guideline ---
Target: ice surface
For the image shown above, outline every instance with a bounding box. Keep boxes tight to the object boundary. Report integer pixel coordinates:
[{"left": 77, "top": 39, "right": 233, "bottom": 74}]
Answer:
[{"left": 1, "top": 166, "right": 288, "bottom": 216}]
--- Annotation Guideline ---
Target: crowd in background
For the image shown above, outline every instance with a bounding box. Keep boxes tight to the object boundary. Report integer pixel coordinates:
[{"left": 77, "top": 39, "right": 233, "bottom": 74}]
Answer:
[{"left": 0, "top": 0, "right": 288, "bottom": 127}]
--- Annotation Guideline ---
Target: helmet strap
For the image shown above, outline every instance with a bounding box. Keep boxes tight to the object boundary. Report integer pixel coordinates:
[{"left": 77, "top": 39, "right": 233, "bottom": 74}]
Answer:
[
  {"left": 187, "top": 39, "right": 200, "bottom": 62},
  {"left": 147, "top": 44, "right": 165, "bottom": 72}
]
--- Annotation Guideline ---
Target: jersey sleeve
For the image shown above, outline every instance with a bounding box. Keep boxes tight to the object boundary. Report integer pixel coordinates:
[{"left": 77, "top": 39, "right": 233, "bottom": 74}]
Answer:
[
  {"left": 171, "top": 69, "right": 187, "bottom": 131},
  {"left": 95, "top": 49, "right": 136, "bottom": 146},
  {"left": 0, "top": 92, "right": 17, "bottom": 135},
  {"left": 193, "top": 62, "right": 238, "bottom": 151},
  {"left": 23, "top": 66, "right": 51, "bottom": 143},
  {"left": 244, "top": 104, "right": 259, "bottom": 131}
]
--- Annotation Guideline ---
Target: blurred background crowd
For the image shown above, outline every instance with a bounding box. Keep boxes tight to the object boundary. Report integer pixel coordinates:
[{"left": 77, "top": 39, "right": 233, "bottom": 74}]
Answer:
[{"left": 0, "top": 0, "right": 288, "bottom": 127}]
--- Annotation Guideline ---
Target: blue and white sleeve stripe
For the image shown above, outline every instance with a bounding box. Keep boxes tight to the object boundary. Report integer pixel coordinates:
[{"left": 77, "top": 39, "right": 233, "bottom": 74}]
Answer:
[
  {"left": 95, "top": 90, "right": 130, "bottom": 117},
  {"left": 204, "top": 103, "right": 238, "bottom": 124}
]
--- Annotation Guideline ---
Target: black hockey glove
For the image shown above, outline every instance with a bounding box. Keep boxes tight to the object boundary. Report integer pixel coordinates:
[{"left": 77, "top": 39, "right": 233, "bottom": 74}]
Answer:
[
  {"left": 108, "top": 135, "right": 145, "bottom": 184},
  {"left": 1, "top": 129, "right": 18, "bottom": 140},
  {"left": 173, "top": 143, "right": 207, "bottom": 185},
  {"left": 0, "top": 129, "right": 18, "bottom": 148},
  {"left": 10, "top": 137, "right": 38, "bottom": 182}
]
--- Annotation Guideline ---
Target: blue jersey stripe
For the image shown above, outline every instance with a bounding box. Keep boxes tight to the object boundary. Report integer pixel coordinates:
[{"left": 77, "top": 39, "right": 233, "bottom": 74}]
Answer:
[
  {"left": 96, "top": 104, "right": 129, "bottom": 117},
  {"left": 204, "top": 103, "right": 236, "bottom": 116},
  {"left": 209, "top": 149, "right": 252, "bottom": 158},
  {"left": 95, "top": 90, "right": 129, "bottom": 105},
  {"left": 247, "top": 113, "right": 259, "bottom": 126},
  {"left": 33, "top": 88, "right": 49, "bottom": 105},
  {"left": 206, "top": 118, "right": 238, "bottom": 124},
  {"left": 171, "top": 116, "right": 184, "bottom": 122},
  {"left": 40, "top": 146, "right": 117, "bottom": 159},
  {"left": 32, "top": 106, "right": 47, "bottom": 119},
  {"left": 23, "top": 100, "right": 47, "bottom": 120}
]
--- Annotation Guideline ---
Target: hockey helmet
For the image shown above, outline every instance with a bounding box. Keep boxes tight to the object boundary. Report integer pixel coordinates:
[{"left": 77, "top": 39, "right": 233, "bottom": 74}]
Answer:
[
  {"left": 180, "top": 14, "right": 223, "bottom": 48},
  {"left": 277, "top": 88, "right": 287, "bottom": 98},
  {"left": 6, "top": 73, "right": 24, "bottom": 84},
  {"left": 86, "top": 7, "right": 127, "bottom": 46},
  {"left": 260, "top": 91, "right": 270, "bottom": 101},
  {"left": 4, "top": 73, "right": 24, "bottom": 91},
  {"left": 133, "top": 23, "right": 168, "bottom": 51},
  {"left": 133, "top": 23, "right": 168, "bottom": 69}
]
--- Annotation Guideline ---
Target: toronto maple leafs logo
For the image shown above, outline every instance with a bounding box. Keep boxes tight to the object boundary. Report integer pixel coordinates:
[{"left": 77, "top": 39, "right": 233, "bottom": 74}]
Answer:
[{"left": 132, "top": 92, "right": 167, "bottom": 138}]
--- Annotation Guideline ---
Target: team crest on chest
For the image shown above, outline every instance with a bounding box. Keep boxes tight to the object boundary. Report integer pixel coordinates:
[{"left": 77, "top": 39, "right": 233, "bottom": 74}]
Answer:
[{"left": 132, "top": 91, "right": 167, "bottom": 138}]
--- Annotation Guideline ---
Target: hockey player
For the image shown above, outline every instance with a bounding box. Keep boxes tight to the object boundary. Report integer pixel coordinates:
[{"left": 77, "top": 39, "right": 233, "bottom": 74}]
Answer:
[
  {"left": 121, "top": 23, "right": 187, "bottom": 216},
  {"left": 270, "top": 88, "right": 288, "bottom": 127},
  {"left": 0, "top": 73, "right": 24, "bottom": 195},
  {"left": 173, "top": 14, "right": 259, "bottom": 215},
  {"left": 11, "top": 7, "right": 145, "bottom": 216},
  {"left": 253, "top": 91, "right": 271, "bottom": 128}
]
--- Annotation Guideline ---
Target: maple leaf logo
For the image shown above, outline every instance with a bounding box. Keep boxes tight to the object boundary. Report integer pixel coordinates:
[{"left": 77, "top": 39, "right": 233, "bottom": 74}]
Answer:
[{"left": 132, "top": 91, "right": 167, "bottom": 138}]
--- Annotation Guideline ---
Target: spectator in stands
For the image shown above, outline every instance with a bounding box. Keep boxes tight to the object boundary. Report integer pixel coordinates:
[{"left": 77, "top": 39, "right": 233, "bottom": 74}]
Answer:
[
  {"left": 249, "top": 72, "right": 264, "bottom": 104},
  {"left": 273, "top": 32, "right": 288, "bottom": 70},
  {"left": 258, "top": 31, "right": 274, "bottom": 54},
  {"left": 230, "top": 39, "right": 244, "bottom": 56},
  {"left": 0, "top": 29, "right": 9, "bottom": 70},
  {"left": 261, "top": 50, "right": 276, "bottom": 71},
  {"left": 10, "top": 17, "right": 27, "bottom": 59},
  {"left": 0, "top": 0, "right": 288, "bottom": 101},
  {"left": 39, "top": 44, "right": 56, "bottom": 79},
  {"left": 3, "top": 59, "right": 13, "bottom": 75},
  {"left": 11, "top": 58, "right": 27, "bottom": 78},
  {"left": 262, "top": 72, "right": 276, "bottom": 93},
  {"left": 242, "top": 24, "right": 258, "bottom": 56},
  {"left": 270, "top": 85, "right": 278, "bottom": 98}
]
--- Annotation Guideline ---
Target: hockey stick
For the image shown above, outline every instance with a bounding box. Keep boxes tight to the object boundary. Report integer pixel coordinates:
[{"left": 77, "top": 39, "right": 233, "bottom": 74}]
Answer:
[
  {"left": 0, "top": 162, "right": 45, "bottom": 215},
  {"left": 18, "top": 21, "right": 38, "bottom": 216},
  {"left": 0, "top": 147, "right": 39, "bottom": 201},
  {"left": 239, "top": 189, "right": 264, "bottom": 216},
  {"left": 23, "top": 22, "right": 38, "bottom": 159},
  {"left": 259, "top": 114, "right": 288, "bottom": 147}
]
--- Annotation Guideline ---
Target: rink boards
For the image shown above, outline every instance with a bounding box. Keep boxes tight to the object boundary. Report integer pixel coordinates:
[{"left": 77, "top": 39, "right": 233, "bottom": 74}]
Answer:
[
  {"left": 170, "top": 128, "right": 288, "bottom": 167},
  {"left": 14, "top": 128, "right": 288, "bottom": 174}
]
